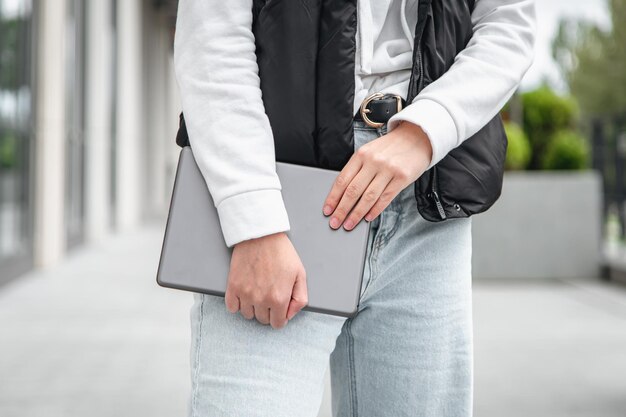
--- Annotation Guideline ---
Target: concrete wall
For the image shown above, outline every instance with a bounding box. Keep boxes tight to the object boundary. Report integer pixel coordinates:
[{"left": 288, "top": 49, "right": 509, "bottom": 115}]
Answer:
[{"left": 472, "top": 171, "right": 603, "bottom": 280}]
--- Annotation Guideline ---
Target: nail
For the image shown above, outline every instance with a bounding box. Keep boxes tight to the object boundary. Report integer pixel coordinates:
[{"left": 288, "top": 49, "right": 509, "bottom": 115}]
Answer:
[
  {"left": 343, "top": 219, "right": 354, "bottom": 230},
  {"left": 323, "top": 205, "right": 332, "bottom": 216},
  {"left": 330, "top": 217, "right": 340, "bottom": 229}
]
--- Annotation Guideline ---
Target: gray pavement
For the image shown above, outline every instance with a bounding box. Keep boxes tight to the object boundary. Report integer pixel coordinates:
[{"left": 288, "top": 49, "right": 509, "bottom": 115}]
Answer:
[
  {"left": 0, "top": 226, "right": 625, "bottom": 417},
  {"left": 473, "top": 279, "right": 626, "bottom": 417}
]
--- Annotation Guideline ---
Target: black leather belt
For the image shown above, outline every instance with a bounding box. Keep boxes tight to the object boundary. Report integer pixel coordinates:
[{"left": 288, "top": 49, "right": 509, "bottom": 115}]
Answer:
[{"left": 354, "top": 92, "right": 407, "bottom": 128}]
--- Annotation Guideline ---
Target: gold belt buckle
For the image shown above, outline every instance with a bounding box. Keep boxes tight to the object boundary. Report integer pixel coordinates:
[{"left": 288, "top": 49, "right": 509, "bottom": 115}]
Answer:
[{"left": 359, "top": 92, "right": 404, "bottom": 128}]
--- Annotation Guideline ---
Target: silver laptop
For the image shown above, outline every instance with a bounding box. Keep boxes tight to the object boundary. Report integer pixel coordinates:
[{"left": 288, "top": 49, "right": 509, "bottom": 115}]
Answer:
[{"left": 156, "top": 147, "right": 371, "bottom": 318}]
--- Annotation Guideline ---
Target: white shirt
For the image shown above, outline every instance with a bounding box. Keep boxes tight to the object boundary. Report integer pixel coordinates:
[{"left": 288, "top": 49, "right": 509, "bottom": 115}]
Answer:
[
  {"left": 174, "top": 0, "right": 536, "bottom": 248},
  {"left": 353, "top": 0, "right": 418, "bottom": 117}
]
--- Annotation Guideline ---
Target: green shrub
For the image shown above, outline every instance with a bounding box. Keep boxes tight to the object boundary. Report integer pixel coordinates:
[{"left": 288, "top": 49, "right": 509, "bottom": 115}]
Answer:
[
  {"left": 0, "top": 133, "right": 17, "bottom": 170},
  {"left": 522, "top": 86, "right": 579, "bottom": 132},
  {"left": 504, "top": 121, "right": 532, "bottom": 170},
  {"left": 521, "top": 86, "right": 580, "bottom": 169},
  {"left": 541, "top": 130, "right": 589, "bottom": 170}
]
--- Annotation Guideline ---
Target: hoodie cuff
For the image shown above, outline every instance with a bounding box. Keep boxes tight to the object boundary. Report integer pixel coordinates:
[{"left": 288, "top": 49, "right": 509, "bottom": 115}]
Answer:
[
  {"left": 216, "top": 189, "right": 291, "bottom": 248},
  {"left": 387, "top": 98, "right": 458, "bottom": 171}
]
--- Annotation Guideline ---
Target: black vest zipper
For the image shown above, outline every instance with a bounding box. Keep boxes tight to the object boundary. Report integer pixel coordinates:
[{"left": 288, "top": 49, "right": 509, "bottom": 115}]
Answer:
[
  {"left": 410, "top": 6, "right": 446, "bottom": 220},
  {"left": 431, "top": 166, "right": 447, "bottom": 219},
  {"left": 417, "top": 42, "right": 446, "bottom": 220},
  {"left": 417, "top": 44, "right": 424, "bottom": 92},
  {"left": 406, "top": 1, "right": 429, "bottom": 103}
]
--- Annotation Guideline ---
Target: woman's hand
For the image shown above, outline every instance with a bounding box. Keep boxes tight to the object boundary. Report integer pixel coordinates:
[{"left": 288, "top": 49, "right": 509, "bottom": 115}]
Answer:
[
  {"left": 322, "top": 121, "right": 433, "bottom": 230},
  {"left": 226, "top": 232, "right": 308, "bottom": 329}
]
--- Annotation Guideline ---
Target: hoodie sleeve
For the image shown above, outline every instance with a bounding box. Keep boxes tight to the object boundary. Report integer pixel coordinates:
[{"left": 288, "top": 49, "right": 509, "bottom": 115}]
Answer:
[
  {"left": 387, "top": 0, "right": 536, "bottom": 171},
  {"left": 173, "top": 0, "right": 290, "bottom": 248}
]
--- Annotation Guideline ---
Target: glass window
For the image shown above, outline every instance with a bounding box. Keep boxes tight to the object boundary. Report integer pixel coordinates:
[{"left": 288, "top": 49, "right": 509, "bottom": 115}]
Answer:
[{"left": 0, "top": 0, "right": 35, "bottom": 283}]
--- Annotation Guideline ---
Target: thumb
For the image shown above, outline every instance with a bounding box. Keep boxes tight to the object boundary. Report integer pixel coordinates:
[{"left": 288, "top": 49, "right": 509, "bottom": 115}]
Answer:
[{"left": 287, "top": 269, "right": 308, "bottom": 320}]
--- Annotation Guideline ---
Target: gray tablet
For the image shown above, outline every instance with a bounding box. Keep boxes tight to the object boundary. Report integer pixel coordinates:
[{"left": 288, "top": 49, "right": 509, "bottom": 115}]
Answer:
[{"left": 156, "top": 147, "right": 371, "bottom": 318}]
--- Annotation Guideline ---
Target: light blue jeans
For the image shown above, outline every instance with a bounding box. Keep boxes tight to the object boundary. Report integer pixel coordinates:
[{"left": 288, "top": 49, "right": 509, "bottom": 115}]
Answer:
[{"left": 188, "top": 119, "right": 474, "bottom": 417}]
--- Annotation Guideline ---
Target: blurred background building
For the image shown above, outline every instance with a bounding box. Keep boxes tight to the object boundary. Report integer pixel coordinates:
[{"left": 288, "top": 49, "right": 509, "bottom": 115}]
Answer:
[
  {"left": 0, "top": 0, "right": 179, "bottom": 284},
  {"left": 0, "top": 0, "right": 625, "bottom": 416},
  {"left": 1, "top": 0, "right": 622, "bottom": 283}
]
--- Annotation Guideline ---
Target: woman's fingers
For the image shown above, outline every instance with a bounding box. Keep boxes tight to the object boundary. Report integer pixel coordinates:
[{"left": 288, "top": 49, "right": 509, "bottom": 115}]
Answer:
[
  {"left": 255, "top": 306, "right": 271, "bottom": 325},
  {"left": 342, "top": 173, "right": 395, "bottom": 230},
  {"left": 363, "top": 178, "right": 407, "bottom": 222},
  {"left": 286, "top": 267, "right": 309, "bottom": 321},
  {"left": 328, "top": 163, "right": 377, "bottom": 229},
  {"left": 270, "top": 301, "right": 289, "bottom": 329},
  {"left": 323, "top": 156, "right": 363, "bottom": 217},
  {"left": 239, "top": 303, "right": 255, "bottom": 320},
  {"left": 224, "top": 289, "right": 240, "bottom": 314}
]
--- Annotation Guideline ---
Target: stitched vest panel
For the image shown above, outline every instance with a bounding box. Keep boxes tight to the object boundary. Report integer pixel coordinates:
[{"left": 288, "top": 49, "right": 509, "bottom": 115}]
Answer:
[
  {"left": 252, "top": 0, "right": 358, "bottom": 171},
  {"left": 411, "top": 0, "right": 507, "bottom": 221}
]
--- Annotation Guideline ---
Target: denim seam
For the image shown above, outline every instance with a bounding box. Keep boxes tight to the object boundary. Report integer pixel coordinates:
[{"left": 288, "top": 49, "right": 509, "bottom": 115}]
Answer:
[
  {"left": 360, "top": 212, "right": 384, "bottom": 301},
  {"left": 360, "top": 244, "right": 375, "bottom": 302},
  {"left": 190, "top": 295, "right": 205, "bottom": 417},
  {"left": 364, "top": 211, "right": 401, "bottom": 296},
  {"left": 379, "top": 211, "right": 403, "bottom": 248},
  {"left": 363, "top": 239, "right": 385, "bottom": 297},
  {"left": 346, "top": 319, "right": 359, "bottom": 417},
  {"left": 359, "top": 242, "right": 372, "bottom": 302}
]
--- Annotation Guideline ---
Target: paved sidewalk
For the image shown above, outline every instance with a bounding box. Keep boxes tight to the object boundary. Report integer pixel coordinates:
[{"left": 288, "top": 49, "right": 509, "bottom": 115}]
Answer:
[
  {"left": 0, "top": 227, "right": 192, "bottom": 417},
  {"left": 0, "top": 226, "right": 625, "bottom": 417},
  {"left": 473, "top": 279, "right": 626, "bottom": 417}
]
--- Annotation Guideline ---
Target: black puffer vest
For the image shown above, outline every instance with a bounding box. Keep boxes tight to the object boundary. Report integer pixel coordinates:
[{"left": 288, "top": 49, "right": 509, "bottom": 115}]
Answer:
[{"left": 176, "top": 0, "right": 507, "bottom": 222}]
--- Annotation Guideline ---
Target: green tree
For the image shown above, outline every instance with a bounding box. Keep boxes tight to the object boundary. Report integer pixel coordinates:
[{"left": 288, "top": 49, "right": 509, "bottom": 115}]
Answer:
[{"left": 553, "top": 0, "right": 626, "bottom": 116}]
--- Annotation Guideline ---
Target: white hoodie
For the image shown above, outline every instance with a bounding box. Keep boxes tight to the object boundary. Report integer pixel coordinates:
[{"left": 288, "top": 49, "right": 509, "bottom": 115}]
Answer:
[{"left": 174, "top": 0, "right": 536, "bottom": 248}]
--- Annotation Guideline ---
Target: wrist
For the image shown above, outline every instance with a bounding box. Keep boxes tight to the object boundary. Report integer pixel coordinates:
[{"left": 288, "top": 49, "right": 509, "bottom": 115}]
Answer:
[
  {"left": 395, "top": 120, "right": 433, "bottom": 169},
  {"left": 235, "top": 231, "right": 287, "bottom": 248}
]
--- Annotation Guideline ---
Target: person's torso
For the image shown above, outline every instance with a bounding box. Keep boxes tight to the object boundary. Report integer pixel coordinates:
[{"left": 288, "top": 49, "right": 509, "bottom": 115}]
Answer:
[
  {"left": 354, "top": 0, "right": 419, "bottom": 116},
  {"left": 179, "top": 0, "right": 508, "bottom": 223}
]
